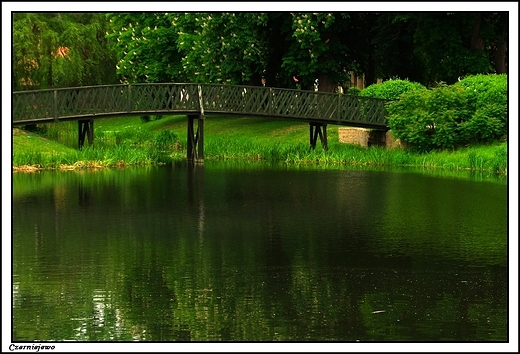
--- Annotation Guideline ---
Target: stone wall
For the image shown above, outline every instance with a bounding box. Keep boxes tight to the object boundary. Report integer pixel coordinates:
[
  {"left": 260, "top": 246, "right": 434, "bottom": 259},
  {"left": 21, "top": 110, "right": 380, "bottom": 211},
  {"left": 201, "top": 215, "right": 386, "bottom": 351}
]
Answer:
[
  {"left": 338, "top": 127, "right": 370, "bottom": 147},
  {"left": 338, "top": 127, "right": 407, "bottom": 149}
]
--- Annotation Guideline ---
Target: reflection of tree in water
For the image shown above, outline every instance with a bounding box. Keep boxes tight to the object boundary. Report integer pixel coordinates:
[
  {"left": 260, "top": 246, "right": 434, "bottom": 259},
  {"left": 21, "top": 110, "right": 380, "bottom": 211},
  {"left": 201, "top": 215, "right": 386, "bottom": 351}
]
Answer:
[
  {"left": 122, "top": 263, "right": 178, "bottom": 340},
  {"left": 258, "top": 212, "right": 299, "bottom": 332},
  {"left": 78, "top": 180, "right": 93, "bottom": 208}
]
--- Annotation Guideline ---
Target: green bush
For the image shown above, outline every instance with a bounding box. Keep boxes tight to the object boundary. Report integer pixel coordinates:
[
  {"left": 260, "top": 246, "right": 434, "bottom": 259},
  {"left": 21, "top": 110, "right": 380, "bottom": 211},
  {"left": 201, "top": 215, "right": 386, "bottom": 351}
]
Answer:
[
  {"left": 455, "top": 74, "right": 507, "bottom": 111},
  {"left": 347, "top": 87, "right": 361, "bottom": 96},
  {"left": 387, "top": 84, "right": 471, "bottom": 151},
  {"left": 461, "top": 104, "right": 506, "bottom": 143},
  {"left": 455, "top": 74, "right": 507, "bottom": 142},
  {"left": 360, "top": 79, "right": 426, "bottom": 101},
  {"left": 387, "top": 75, "right": 507, "bottom": 151},
  {"left": 386, "top": 87, "right": 432, "bottom": 151}
]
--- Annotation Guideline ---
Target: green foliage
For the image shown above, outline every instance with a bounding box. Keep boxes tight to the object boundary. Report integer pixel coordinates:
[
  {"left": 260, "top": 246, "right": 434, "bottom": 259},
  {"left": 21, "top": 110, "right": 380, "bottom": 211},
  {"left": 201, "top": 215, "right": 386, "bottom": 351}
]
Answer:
[
  {"left": 282, "top": 13, "right": 350, "bottom": 87},
  {"left": 387, "top": 83, "right": 471, "bottom": 151},
  {"left": 455, "top": 74, "right": 507, "bottom": 112},
  {"left": 387, "top": 87, "right": 431, "bottom": 151},
  {"left": 281, "top": 13, "right": 377, "bottom": 90},
  {"left": 13, "top": 13, "right": 117, "bottom": 90},
  {"left": 13, "top": 13, "right": 58, "bottom": 89},
  {"left": 55, "top": 14, "right": 117, "bottom": 87},
  {"left": 347, "top": 87, "right": 361, "bottom": 95},
  {"left": 387, "top": 75, "right": 507, "bottom": 151},
  {"left": 410, "top": 13, "right": 494, "bottom": 83},
  {"left": 106, "top": 13, "right": 185, "bottom": 83},
  {"left": 15, "top": 12, "right": 506, "bottom": 92},
  {"left": 106, "top": 13, "right": 378, "bottom": 90},
  {"left": 428, "top": 84, "right": 472, "bottom": 148},
  {"left": 454, "top": 74, "right": 507, "bottom": 144},
  {"left": 370, "top": 14, "right": 428, "bottom": 84},
  {"left": 175, "top": 13, "right": 271, "bottom": 85},
  {"left": 371, "top": 13, "right": 507, "bottom": 84},
  {"left": 460, "top": 105, "right": 506, "bottom": 143},
  {"left": 360, "top": 79, "right": 426, "bottom": 101},
  {"left": 455, "top": 74, "right": 507, "bottom": 102}
]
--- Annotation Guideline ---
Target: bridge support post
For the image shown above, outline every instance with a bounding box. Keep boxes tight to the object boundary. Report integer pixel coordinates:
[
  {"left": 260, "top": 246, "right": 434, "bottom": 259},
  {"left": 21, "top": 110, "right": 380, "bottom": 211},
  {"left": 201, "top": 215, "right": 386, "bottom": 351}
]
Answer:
[
  {"left": 309, "top": 122, "right": 328, "bottom": 150},
  {"left": 187, "top": 114, "right": 204, "bottom": 163},
  {"left": 78, "top": 119, "right": 94, "bottom": 149}
]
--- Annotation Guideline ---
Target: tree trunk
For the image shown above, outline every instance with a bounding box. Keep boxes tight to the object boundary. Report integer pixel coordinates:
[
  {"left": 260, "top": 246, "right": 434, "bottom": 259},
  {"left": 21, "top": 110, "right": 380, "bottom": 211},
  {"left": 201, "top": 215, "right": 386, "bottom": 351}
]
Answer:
[
  {"left": 316, "top": 73, "right": 336, "bottom": 92},
  {"left": 471, "top": 13, "right": 484, "bottom": 50},
  {"left": 494, "top": 38, "right": 507, "bottom": 74},
  {"left": 365, "top": 54, "right": 377, "bottom": 87}
]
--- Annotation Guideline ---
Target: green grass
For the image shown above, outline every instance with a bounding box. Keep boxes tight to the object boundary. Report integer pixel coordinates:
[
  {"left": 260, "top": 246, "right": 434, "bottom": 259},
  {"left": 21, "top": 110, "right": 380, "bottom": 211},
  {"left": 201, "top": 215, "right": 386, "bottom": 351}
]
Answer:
[
  {"left": 12, "top": 114, "right": 508, "bottom": 177},
  {"left": 411, "top": 143, "right": 508, "bottom": 174}
]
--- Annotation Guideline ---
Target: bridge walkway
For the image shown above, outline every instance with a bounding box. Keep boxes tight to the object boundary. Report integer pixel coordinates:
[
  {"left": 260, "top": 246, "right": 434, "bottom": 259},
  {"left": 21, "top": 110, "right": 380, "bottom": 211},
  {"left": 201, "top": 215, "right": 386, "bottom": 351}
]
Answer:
[{"left": 12, "top": 83, "right": 389, "bottom": 162}]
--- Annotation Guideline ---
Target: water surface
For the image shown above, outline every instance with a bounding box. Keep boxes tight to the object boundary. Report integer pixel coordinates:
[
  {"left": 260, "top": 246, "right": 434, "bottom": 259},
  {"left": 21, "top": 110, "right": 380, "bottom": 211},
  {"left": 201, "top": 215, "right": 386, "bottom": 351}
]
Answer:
[{"left": 12, "top": 162, "right": 508, "bottom": 342}]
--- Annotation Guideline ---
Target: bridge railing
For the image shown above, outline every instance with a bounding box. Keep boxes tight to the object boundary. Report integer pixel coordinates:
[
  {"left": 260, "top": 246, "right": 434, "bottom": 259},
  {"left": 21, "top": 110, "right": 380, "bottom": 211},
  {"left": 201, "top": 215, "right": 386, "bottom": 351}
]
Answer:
[{"left": 13, "top": 83, "right": 388, "bottom": 128}]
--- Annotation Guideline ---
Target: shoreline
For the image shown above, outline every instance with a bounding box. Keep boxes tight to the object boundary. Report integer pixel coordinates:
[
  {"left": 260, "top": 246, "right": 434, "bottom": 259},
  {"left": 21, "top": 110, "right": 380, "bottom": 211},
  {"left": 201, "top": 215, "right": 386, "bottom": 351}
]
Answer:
[
  {"left": 11, "top": 157, "right": 507, "bottom": 176},
  {"left": 11, "top": 116, "right": 508, "bottom": 176}
]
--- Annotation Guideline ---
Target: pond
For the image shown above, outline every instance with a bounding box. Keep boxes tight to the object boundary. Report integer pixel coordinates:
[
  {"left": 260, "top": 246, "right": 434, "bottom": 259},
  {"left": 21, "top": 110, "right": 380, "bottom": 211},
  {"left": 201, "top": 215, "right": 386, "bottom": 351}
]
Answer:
[{"left": 11, "top": 162, "right": 509, "bottom": 348}]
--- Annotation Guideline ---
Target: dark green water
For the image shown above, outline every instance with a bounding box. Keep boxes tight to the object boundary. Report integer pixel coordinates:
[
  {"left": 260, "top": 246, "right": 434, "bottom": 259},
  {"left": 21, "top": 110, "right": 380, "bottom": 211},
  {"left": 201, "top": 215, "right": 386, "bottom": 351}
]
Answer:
[{"left": 11, "top": 162, "right": 508, "bottom": 342}]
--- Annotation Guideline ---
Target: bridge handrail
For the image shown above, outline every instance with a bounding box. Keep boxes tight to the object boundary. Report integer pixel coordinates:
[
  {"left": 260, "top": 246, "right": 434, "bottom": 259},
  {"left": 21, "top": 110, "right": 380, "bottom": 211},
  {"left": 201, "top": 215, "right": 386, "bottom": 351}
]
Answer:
[
  {"left": 12, "top": 83, "right": 389, "bottom": 128},
  {"left": 12, "top": 82, "right": 389, "bottom": 96}
]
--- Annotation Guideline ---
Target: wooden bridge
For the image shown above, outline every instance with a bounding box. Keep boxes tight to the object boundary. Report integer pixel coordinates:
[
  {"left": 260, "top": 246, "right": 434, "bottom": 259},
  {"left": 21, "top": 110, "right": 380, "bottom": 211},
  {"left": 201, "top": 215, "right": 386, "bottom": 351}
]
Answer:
[{"left": 12, "top": 83, "right": 389, "bottom": 162}]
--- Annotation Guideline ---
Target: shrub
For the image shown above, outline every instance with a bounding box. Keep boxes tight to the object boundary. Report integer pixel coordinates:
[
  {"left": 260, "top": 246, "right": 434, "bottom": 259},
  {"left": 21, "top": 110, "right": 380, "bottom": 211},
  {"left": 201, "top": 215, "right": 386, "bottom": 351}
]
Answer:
[
  {"left": 347, "top": 87, "right": 361, "bottom": 96},
  {"left": 387, "top": 83, "right": 471, "bottom": 151},
  {"left": 461, "top": 104, "right": 506, "bottom": 143},
  {"left": 455, "top": 74, "right": 507, "bottom": 142},
  {"left": 360, "top": 79, "right": 426, "bottom": 101},
  {"left": 387, "top": 75, "right": 507, "bottom": 151},
  {"left": 455, "top": 74, "right": 507, "bottom": 111},
  {"left": 386, "top": 87, "right": 432, "bottom": 151}
]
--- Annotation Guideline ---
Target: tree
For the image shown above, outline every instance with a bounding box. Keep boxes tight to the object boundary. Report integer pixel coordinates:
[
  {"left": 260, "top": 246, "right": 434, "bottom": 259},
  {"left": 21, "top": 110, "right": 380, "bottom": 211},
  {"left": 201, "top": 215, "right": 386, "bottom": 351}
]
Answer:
[
  {"left": 281, "top": 13, "right": 343, "bottom": 91},
  {"left": 481, "top": 12, "right": 508, "bottom": 75},
  {"left": 13, "top": 13, "right": 58, "bottom": 90},
  {"left": 107, "top": 12, "right": 508, "bottom": 90},
  {"left": 107, "top": 13, "right": 185, "bottom": 83},
  {"left": 12, "top": 13, "right": 117, "bottom": 90},
  {"left": 174, "top": 13, "right": 271, "bottom": 85},
  {"left": 108, "top": 12, "right": 378, "bottom": 92},
  {"left": 371, "top": 12, "right": 508, "bottom": 85},
  {"left": 280, "top": 13, "right": 376, "bottom": 91},
  {"left": 174, "top": 12, "right": 382, "bottom": 91},
  {"left": 370, "top": 13, "right": 428, "bottom": 84}
]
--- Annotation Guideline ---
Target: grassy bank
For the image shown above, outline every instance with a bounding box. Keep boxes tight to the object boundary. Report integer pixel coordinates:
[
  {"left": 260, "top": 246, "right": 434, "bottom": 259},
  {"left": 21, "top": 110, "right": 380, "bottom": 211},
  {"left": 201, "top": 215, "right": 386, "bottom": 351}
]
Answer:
[{"left": 12, "top": 114, "right": 507, "bottom": 175}]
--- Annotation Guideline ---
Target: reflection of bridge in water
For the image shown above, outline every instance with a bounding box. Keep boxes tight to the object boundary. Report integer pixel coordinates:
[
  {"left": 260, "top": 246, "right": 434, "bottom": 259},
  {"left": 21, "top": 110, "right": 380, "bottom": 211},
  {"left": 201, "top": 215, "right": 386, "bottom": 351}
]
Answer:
[{"left": 12, "top": 83, "right": 389, "bottom": 162}]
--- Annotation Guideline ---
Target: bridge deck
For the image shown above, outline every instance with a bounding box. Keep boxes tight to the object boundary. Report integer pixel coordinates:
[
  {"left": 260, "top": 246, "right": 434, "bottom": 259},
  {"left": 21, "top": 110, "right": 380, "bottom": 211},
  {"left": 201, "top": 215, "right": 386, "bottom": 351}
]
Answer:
[{"left": 12, "top": 83, "right": 389, "bottom": 129}]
